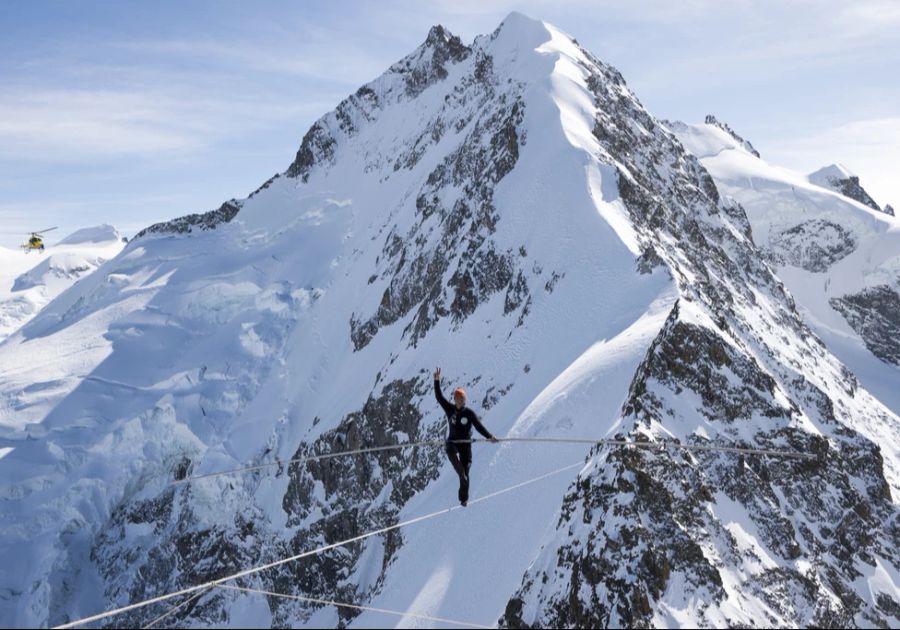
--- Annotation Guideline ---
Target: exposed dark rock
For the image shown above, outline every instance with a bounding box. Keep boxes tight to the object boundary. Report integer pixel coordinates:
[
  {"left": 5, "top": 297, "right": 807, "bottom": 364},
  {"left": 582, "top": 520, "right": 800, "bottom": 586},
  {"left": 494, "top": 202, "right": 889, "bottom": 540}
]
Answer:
[
  {"left": 768, "top": 219, "right": 857, "bottom": 272},
  {"left": 830, "top": 284, "right": 900, "bottom": 366},
  {"left": 284, "top": 26, "right": 471, "bottom": 184},
  {"left": 628, "top": 313, "right": 784, "bottom": 424},
  {"left": 274, "top": 377, "right": 443, "bottom": 624},
  {"left": 399, "top": 26, "right": 471, "bottom": 97},
  {"left": 248, "top": 173, "right": 281, "bottom": 198},
  {"left": 350, "top": 89, "right": 528, "bottom": 351},
  {"left": 829, "top": 175, "right": 882, "bottom": 212},
  {"left": 636, "top": 245, "right": 665, "bottom": 274},
  {"left": 134, "top": 200, "right": 242, "bottom": 240},
  {"left": 501, "top": 40, "right": 898, "bottom": 629},
  {"left": 286, "top": 121, "right": 337, "bottom": 182},
  {"left": 89, "top": 484, "right": 265, "bottom": 628}
]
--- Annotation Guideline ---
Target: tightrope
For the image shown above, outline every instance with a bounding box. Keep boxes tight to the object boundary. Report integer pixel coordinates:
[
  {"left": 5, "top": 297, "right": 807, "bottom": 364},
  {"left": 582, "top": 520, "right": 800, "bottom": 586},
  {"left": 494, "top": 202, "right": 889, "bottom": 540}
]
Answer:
[
  {"left": 53, "top": 460, "right": 583, "bottom": 629},
  {"left": 142, "top": 587, "right": 211, "bottom": 630},
  {"left": 216, "top": 584, "right": 493, "bottom": 629},
  {"left": 173, "top": 435, "right": 818, "bottom": 486}
]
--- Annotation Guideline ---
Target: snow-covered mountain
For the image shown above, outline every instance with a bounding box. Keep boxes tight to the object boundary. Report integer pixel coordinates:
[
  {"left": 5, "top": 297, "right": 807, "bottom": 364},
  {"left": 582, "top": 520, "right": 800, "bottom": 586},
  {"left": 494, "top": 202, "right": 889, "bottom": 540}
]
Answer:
[
  {"left": 808, "top": 163, "right": 893, "bottom": 215},
  {"left": 0, "top": 13, "right": 896, "bottom": 629},
  {"left": 0, "top": 225, "right": 124, "bottom": 343},
  {"left": 669, "top": 119, "right": 900, "bottom": 417}
]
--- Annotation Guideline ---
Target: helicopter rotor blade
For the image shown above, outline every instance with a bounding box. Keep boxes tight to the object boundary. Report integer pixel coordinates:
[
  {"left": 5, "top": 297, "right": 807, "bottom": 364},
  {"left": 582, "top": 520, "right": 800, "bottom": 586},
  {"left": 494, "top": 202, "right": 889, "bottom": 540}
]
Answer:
[{"left": 35, "top": 226, "right": 58, "bottom": 234}]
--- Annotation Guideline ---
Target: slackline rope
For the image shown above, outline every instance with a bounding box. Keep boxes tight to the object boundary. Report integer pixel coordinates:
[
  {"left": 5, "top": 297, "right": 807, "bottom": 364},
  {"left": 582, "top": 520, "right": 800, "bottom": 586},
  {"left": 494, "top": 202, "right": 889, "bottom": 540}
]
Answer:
[
  {"left": 141, "top": 586, "right": 212, "bottom": 630},
  {"left": 216, "top": 584, "right": 493, "bottom": 629},
  {"left": 173, "top": 435, "right": 817, "bottom": 486},
  {"left": 53, "top": 461, "right": 583, "bottom": 629}
]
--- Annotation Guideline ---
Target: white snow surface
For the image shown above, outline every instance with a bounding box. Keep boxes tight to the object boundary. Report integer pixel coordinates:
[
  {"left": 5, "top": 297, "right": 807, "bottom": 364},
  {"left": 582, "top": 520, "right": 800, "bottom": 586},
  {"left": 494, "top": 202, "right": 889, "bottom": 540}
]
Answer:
[
  {"left": 808, "top": 162, "right": 855, "bottom": 188},
  {"left": 57, "top": 224, "right": 121, "bottom": 246},
  {"left": 0, "top": 225, "right": 124, "bottom": 343},
  {"left": 0, "top": 13, "right": 896, "bottom": 629},
  {"left": 0, "top": 15, "right": 674, "bottom": 627},
  {"left": 671, "top": 120, "right": 900, "bottom": 417}
]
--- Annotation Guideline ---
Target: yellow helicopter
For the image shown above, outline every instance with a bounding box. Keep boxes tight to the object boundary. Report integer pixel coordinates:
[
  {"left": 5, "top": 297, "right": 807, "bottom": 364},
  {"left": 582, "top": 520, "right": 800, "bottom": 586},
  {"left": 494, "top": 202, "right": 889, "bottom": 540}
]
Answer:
[{"left": 21, "top": 227, "right": 57, "bottom": 253}]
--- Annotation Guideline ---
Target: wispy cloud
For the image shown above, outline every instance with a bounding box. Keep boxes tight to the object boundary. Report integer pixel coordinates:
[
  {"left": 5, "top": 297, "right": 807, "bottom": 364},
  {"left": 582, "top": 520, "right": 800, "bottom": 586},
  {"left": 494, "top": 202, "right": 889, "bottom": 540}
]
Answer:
[
  {"left": 114, "top": 32, "right": 388, "bottom": 86},
  {"left": 0, "top": 89, "right": 199, "bottom": 157},
  {"left": 0, "top": 82, "right": 333, "bottom": 161}
]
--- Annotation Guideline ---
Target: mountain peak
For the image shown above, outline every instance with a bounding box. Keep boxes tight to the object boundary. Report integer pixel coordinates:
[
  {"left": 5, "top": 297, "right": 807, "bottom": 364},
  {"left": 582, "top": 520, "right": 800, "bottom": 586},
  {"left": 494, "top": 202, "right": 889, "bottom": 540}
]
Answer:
[
  {"left": 497, "top": 10, "right": 545, "bottom": 32},
  {"left": 488, "top": 11, "right": 553, "bottom": 44},
  {"left": 808, "top": 163, "right": 885, "bottom": 213},
  {"left": 58, "top": 224, "right": 121, "bottom": 245},
  {"left": 809, "top": 162, "right": 855, "bottom": 182},
  {"left": 422, "top": 24, "right": 466, "bottom": 55},
  {"left": 8, "top": 14, "right": 897, "bottom": 630},
  {"left": 703, "top": 114, "right": 760, "bottom": 157}
]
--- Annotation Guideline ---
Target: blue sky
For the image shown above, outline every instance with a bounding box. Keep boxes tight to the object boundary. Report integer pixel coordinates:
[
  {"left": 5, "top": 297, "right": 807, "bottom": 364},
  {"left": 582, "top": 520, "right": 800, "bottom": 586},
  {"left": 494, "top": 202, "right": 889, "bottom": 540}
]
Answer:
[{"left": 1, "top": 0, "right": 898, "bottom": 246}]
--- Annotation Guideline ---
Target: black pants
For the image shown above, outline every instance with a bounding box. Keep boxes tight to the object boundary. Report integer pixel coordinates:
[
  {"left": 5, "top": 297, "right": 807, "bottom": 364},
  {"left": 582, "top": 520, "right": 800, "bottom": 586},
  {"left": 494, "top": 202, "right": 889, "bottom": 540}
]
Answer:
[{"left": 445, "top": 441, "right": 472, "bottom": 503}]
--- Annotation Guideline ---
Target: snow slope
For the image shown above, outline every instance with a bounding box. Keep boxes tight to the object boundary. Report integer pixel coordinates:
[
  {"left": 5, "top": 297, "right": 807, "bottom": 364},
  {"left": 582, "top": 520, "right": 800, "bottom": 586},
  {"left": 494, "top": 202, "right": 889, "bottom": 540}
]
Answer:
[
  {"left": 0, "top": 13, "right": 896, "bottom": 629},
  {"left": 0, "top": 16, "right": 673, "bottom": 627},
  {"left": 670, "top": 120, "right": 900, "bottom": 415},
  {"left": 0, "top": 225, "right": 124, "bottom": 343}
]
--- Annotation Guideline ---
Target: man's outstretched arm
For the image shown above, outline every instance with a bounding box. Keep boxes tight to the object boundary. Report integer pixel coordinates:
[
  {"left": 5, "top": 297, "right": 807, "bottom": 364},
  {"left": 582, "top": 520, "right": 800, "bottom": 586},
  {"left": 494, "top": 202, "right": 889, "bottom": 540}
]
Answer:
[
  {"left": 470, "top": 412, "right": 498, "bottom": 442},
  {"left": 434, "top": 367, "right": 453, "bottom": 414}
]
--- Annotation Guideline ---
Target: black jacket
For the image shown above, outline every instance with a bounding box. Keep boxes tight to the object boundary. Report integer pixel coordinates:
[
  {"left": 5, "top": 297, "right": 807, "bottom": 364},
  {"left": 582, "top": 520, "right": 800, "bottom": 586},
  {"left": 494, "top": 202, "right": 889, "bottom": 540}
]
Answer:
[{"left": 434, "top": 379, "right": 494, "bottom": 441}]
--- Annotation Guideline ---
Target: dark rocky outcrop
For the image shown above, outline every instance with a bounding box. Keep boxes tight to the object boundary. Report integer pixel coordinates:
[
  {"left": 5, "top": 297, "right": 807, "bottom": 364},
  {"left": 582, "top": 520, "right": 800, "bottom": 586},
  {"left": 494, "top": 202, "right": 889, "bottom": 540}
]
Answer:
[
  {"left": 830, "top": 285, "right": 900, "bottom": 366},
  {"left": 768, "top": 219, "right": 857, "bottom": 272},
  {"left": 134, "top": 200, "right": 242, "bottom": 240},
  {"left": 274, "top": 377, "right": 443, "bottom": 624},
  {"left": 830, "top": 175, "right": 882, "bottom": 212},
  {"left": 349, "top": 71, "right": 530, "bottom": 351}
]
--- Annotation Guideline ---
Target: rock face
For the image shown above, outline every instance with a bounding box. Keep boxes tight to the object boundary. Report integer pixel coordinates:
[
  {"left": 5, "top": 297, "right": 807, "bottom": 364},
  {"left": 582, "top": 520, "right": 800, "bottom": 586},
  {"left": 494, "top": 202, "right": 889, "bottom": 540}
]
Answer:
[
  {"left": 671, "top": 120, "right": 900, "bottom": 426},
  {"left": 831, "top": 176, "right": 882, "bottom": 212},
  {"left": 830, "top": 285, "right": 900, "bottom": 366},
  {"left": 349, "top": 95, "right": 528, "bottom": 350},
  {"left": 808, "top": 164, "right": 889, "bottom": 215},
  {"left": 768, "top": 219, "right": 857, "bottom": 272},
  {"left": 1, "top": 13, "right": 897, "bottom": 630},
  {"left": 497, "top": 36, "right": 898, "bottom": 630},
  {"left": 134, "top": 200, "right": 242, "bottom": 239},
  {"left": 502, "top": 303, "right": 895, "bottom": 628},
  {"left": 272, "top": 377, "right": 444, "bottom": 625}
]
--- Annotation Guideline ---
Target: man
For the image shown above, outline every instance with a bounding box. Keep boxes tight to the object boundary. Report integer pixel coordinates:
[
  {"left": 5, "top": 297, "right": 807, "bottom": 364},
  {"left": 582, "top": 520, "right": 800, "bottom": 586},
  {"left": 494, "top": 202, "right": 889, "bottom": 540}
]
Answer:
[{"left": 434, "top": 367, "right": 499, "bottom": 506}]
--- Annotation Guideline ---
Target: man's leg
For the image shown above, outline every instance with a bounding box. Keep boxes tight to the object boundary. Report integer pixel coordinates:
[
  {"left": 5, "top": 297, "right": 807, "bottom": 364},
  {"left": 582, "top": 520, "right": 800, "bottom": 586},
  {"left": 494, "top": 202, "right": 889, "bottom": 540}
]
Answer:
[
  {"left": 445, "top": 442, "right": 468, "bottom": 503},
  {"left": 459, "top": 443, "right": 472, "bottom": 504}
]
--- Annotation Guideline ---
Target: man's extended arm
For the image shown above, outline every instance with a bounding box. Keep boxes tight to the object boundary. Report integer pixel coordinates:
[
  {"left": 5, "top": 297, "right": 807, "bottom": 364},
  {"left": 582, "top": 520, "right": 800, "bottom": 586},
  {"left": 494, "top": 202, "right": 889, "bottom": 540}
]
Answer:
[
  {"left": 469, "top": 412, "right": 495, "bottom": 440},
  {"left": 434, "top": 372, "right": 453, "bottom": 415}
]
